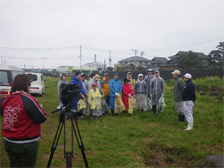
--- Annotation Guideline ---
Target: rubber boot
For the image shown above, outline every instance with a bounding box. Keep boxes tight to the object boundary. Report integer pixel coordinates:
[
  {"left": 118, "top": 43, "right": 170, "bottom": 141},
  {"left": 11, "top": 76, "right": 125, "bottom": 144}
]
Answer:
[
  {"left": 115, "top": 113, "right": 119, "bottom": 116},
  {"left": 111, "top": 110, "right": 115, "bottom": 116},
  {"left": 185, "top": 123, "right": 193, "bottom": 130},
  {"left": 180, "top": 115, "right": 185, "bottom": 122},
  {"left": 179, "top": 115, "right": 185, "bottom": 122},
  {"left": 152, "top": 105, "right": 157, "bottom": 114}
]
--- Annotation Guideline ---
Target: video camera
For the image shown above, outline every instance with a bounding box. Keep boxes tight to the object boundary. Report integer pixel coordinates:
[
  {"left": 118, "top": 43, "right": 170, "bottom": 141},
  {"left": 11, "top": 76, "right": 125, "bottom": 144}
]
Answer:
[{"left": 60, "top": 83, "right": 83, "bottom": 110}]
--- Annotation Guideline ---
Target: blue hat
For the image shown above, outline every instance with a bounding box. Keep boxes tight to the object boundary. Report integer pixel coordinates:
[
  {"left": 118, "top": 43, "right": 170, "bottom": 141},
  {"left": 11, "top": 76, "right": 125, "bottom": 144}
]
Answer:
[{"left": 113, "top": 72, "right": 119, "bottom": 76}]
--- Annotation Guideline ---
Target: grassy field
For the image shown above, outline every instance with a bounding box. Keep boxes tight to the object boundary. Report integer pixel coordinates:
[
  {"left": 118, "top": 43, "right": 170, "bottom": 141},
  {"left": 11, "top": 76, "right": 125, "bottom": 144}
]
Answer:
[{"left": 1, "top": 76, "right": 223, "bottom": 167}]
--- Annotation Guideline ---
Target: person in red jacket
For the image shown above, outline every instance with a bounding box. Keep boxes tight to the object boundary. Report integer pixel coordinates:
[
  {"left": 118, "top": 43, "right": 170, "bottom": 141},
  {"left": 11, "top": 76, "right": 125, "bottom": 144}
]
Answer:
[
  {"left": 122, "top": 78, "right": 134, "bottom": 112},
  {"left": 0, "top": 74, "right": 47, "bottom": 168}
]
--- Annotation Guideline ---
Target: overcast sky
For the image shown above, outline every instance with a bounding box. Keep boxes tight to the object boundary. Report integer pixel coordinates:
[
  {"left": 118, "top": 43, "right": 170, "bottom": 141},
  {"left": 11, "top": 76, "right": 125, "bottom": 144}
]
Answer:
[{"left": 1, "top": 0, "right": 223, "bottom": 69}]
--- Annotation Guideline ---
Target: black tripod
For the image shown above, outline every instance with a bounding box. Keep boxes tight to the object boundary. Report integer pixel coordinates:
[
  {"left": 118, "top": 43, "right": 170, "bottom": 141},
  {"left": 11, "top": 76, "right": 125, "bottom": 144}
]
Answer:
[{"left": 47, "top": 106, "right": 88, "bottom": 168}]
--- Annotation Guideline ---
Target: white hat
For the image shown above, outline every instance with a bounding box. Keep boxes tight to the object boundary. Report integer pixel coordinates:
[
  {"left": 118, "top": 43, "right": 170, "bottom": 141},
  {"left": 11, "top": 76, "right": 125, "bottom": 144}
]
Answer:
[
  {"left": 183, "top": 73, "right": 192, "bottom": 79},
  {"left": 172, "top": 70, "right": 180, "bottom": 75},
  {"left": 138, "top": 74, "right": 143, "bottom": 77},
  {"left": 148, "top": 69, "right": 153, "bottom": 72}
]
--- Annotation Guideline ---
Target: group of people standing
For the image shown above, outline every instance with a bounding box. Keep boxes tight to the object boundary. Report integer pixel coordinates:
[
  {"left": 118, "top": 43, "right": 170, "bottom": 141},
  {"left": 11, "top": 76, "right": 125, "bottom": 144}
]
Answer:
[
  {"left": 57, "top": 69, "right": 196, "bottom": 131},
  {"left": 57, "top": 69, "right": 166, "bottom": 119}
]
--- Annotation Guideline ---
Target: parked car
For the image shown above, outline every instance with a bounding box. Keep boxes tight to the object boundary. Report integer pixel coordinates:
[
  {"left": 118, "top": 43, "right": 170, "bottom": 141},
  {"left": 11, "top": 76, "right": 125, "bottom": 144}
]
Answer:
[
  {"left": 0, "top": 65, "right": 23, "bottom": 98},
  {"left": 25, "top": 72, "right": 45, "bottom": 96}
]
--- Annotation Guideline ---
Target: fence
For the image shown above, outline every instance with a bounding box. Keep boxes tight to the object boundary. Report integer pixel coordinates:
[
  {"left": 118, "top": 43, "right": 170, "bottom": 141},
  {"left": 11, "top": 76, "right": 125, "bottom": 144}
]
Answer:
[{"left": 107, "top": 68, "right": 223, "bottom": 80}]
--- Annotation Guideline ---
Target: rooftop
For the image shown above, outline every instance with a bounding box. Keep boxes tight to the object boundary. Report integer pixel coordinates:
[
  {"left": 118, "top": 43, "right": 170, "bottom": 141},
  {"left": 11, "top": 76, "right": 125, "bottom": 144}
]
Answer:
[
  {"left": 118, "top": 56, "right": 150, "bottom": 62},
  {"left": 168, "top": 51, "right": 207, "bottom": 59}
]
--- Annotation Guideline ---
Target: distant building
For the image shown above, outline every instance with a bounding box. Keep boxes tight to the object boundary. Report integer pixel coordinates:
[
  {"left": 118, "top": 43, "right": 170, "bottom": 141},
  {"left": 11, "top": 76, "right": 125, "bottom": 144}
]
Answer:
[
  {"left": 114, "top": 56, "right": 151, "bottom": 71},
  {"left": 85, "top": 62, "right": 105, "bottom": 71},
  {"left": 56, "top": 61, "right": 105, "bottom": 74},
  {"left": 149, "top": 57, "right": 168, "bottom": 69},
  {"left": 160, "top": 51, "right": 208, "bottom": 70}
]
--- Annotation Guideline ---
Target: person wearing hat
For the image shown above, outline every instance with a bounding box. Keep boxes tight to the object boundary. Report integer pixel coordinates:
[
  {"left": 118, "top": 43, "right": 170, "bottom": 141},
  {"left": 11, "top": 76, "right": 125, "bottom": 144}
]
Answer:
[
  {"left": 122, "top": 78, "right": 134, "bottom": 113},
  {"left": 134, "top": 74, "right": 148, "bottom": 112},
  {"left": 172, "top": 70, "right": 185, "bottom": 122},
  {"left": 151, "top": 70, "right": 165, "bottom": 114},
  {"left": 182, "top": 73, "right": 196, "bottom": 130},
  {"left": 127, "top": 72, "right": 135, "bottom": 89},
  {"left": 88, "top": 83, "right": 102, "bottom": 119},
  {"left": 57, "top": 74, "right": 68, "bottom": 109},
  {"left": 144, "top": 69, "right": 155, "bottom": 100},
  {"left": 109, "top": 72, "right": 122, "bottom": 116},
  {"left": 88, "top": 74, "right": 105, "bottom": 96},
  {"left": 70, "top": 72, "right": 86, "bottom": 119},
  {"left": 100, "top": 73, "right": 110, "bottom": 112}
]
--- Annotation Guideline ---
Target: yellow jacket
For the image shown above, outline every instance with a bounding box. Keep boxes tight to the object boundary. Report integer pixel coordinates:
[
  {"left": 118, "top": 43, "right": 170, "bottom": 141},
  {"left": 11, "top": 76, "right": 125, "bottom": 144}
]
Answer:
[{"left": 88, "top": 88, "right": 102, "bottom": 109}]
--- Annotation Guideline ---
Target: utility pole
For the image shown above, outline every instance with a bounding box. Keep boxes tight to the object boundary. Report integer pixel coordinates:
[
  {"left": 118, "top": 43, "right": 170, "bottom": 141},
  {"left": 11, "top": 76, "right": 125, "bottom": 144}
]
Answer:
[
  {"left": 141, "top": 52, "right": 144, "bottom": 57},
  {"left": 109, "top": 51, "right": 111, "bottom": 67},
  {"left": 104, "top": 59, "right": 106, "bottom": 70},
  {"left": 43, "top": 57, "right": 44, "bottom": 69},
  {"left": 80, "top": 45, "right": 82, "bottom": 72}
]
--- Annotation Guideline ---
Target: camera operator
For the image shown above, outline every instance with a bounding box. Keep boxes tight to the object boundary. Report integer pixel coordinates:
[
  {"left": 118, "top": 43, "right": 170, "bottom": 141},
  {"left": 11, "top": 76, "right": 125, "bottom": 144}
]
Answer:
[
  {"left": 57, "top": 74, "right": 68, "bottom": 109},
  {"left": 0, "top": 74, "right": 47, "bottom": 168},
  {"left": 70, "top": 72, "right": 86, "bottom": 119}
]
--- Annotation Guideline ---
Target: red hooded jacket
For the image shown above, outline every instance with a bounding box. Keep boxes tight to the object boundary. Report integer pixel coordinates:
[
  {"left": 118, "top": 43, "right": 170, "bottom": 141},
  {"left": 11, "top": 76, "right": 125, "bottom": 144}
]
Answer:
[
  {"left": 1, "top": 92, "right": 47, "bottom": 142},
  {"left": 122, "top": 83, "right": 134, "bottom": 109}
]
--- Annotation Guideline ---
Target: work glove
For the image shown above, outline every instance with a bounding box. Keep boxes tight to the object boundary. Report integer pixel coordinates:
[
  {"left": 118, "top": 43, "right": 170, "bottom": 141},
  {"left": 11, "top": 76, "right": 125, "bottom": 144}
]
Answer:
[
  {"left": 128, "top": 94, "right": 131, "bottom": 97},
  {"left": 115, "top": 92, "right": 118, "bottom": 96},
  {"left": 161, "top": 94, "right": 164, "bottom": 97},
  {"left": 150, "top": 94, "right": 153, "bottom": 98}
]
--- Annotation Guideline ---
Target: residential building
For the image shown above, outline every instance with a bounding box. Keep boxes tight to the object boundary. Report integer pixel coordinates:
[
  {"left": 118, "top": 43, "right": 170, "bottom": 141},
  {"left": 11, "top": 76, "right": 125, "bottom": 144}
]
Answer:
[
  {"left": 114, "top": 56, "right": 151, "bottom": 71},
  {"left": 160, "top": 51, "right": 208, "bottom": 70}
]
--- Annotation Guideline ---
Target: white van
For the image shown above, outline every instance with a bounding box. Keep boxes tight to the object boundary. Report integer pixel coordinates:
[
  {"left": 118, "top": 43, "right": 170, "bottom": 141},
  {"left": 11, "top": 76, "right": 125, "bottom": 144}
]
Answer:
[
  {"left": 0, "top": 65, "right": 23, "bottom": 98},
  {"left": 25, "top": 72, "right": 45, "bottom": 96}
]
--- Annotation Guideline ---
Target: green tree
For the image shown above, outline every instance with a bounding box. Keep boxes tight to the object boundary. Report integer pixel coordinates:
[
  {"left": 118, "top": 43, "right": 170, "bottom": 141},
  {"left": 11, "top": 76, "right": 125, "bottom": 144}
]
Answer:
[
  {"left": 207, "top": 42, "right": 224, "bottom": 68},
  {"left": 179, "top": 51, "right": 199, "bottom": 69},
  {"left": 107, "top": 67, "right": 113, "bottom": 71}
]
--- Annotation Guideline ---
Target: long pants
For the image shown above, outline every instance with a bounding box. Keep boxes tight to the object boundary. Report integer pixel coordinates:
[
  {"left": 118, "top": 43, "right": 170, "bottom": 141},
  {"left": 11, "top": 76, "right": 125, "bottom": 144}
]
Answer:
[
  {"left": 4, "top": 139, "right": 39, "bottom": 168},
  {"left": 109, "top": 96, "right": 115, "bottom": 110},
  {"left": 104, "top": 96, "right": 110, "bottom": 107},
  {"left": 175, "top": 101, "right": 184, "bottom": 115},
  {"left": 183, "top": 101, "right": 194, "bottom": 123}
]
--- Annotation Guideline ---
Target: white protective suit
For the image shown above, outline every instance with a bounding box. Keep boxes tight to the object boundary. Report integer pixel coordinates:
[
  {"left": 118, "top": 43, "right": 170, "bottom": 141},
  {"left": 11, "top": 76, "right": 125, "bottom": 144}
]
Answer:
[{"left": 151, "top": 73, "right": 165, "bottom": 105}]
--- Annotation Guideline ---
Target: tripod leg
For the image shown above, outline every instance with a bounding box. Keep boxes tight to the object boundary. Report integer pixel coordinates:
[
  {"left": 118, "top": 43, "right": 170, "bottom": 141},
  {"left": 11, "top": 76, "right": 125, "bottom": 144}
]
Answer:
[
  {"left": 71, "top": 117, "right": 89, "bottom": 168},
  {"left": 47, "top": 121, "right": 64, "bottom": 168}
]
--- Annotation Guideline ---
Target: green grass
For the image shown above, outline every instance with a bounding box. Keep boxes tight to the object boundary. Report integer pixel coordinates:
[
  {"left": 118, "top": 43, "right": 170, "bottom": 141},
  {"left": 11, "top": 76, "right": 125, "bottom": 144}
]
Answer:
[{"left": 1, "top": 77, "right": 223, "bottom": 167}]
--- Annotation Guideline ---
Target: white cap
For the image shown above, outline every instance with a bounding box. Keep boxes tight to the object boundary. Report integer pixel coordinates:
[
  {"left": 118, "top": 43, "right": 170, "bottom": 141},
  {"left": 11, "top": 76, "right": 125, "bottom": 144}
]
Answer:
[
  {"left": 138, "top": 74, "right": 143, "bottom": 77},
  {"left": 148, "top": 69, "right": 153, "bottom": 72},
  {"left": 183, "top": 73, "right": 192, "bottom": 79},
  {"left": 172, "top": 70, "right": 180, "bottom": 75}
]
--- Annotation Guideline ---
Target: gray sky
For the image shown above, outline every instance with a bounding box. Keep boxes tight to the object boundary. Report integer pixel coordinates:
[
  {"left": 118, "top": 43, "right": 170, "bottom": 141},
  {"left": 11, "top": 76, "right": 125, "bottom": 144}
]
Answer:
[{"left": 1, "top": 0, "right": 223, "bottom": 69}]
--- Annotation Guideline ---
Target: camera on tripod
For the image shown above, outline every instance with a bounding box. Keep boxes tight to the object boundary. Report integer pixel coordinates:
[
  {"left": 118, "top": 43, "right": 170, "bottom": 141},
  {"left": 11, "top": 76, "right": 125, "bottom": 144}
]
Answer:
[
  {"left": 60, "top": 83, "right": 83, "bottom": 111},
  {"left": 48, "top": 83, "right": 88, "bottom": 168}
]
